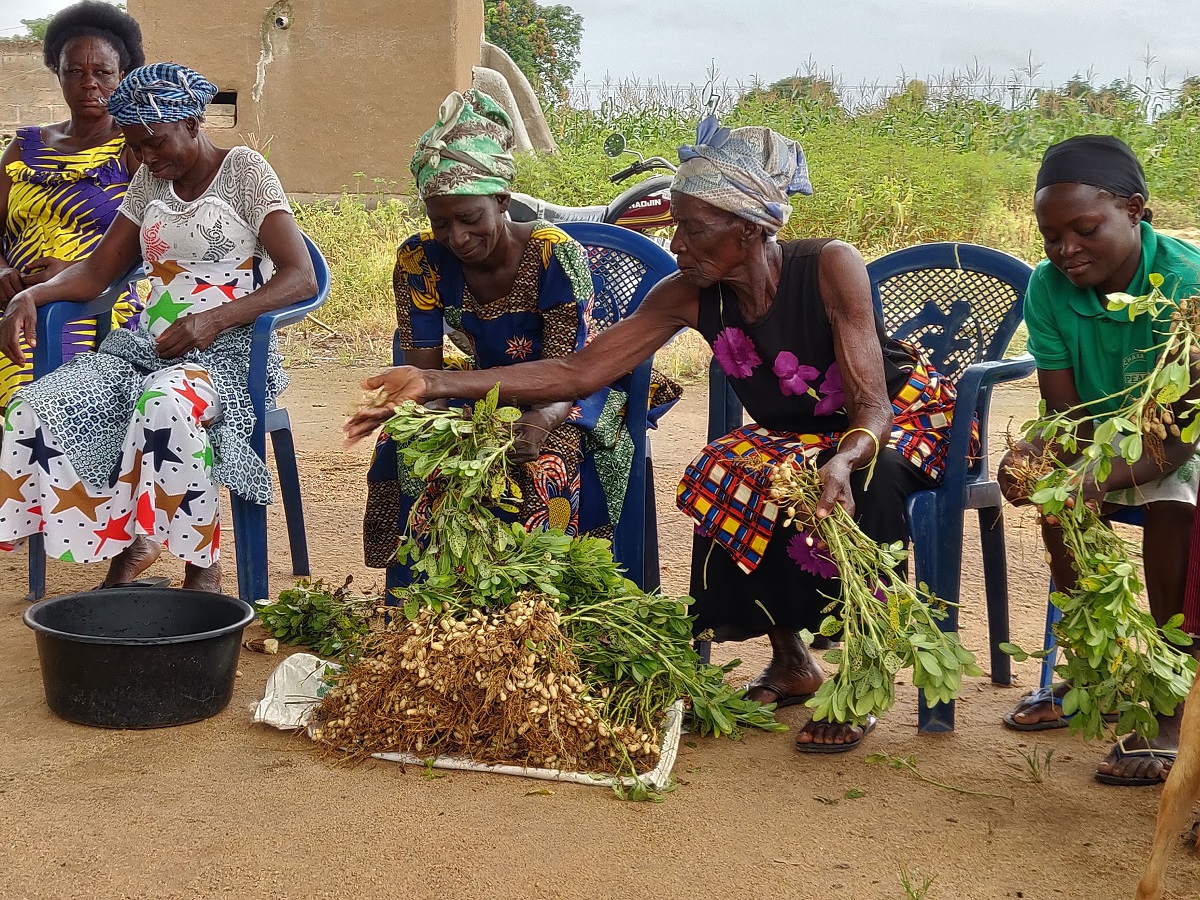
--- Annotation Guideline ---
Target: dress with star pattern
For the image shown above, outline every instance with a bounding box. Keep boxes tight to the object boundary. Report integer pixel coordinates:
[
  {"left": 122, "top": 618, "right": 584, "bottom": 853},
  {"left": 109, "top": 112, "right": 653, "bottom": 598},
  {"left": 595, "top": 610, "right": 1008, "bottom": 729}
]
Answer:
[{"left": 0, "top": 146, "right": 291, "bottom": 567}]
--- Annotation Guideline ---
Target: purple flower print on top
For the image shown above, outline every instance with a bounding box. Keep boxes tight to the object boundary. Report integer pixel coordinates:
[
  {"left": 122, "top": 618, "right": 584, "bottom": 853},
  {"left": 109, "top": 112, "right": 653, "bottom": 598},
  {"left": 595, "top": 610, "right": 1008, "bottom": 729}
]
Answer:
[
  {"left": 786, "top": 531, "right": 839, "bottom": 579},
  {"left": 772, "top": 351, "right": 820, "bottom": 398},
  {"left": 712, "top": 327, "right": 761, "bottom": 379},
  {"left": 814, "top": 362, "right": 846, "bottom": 416}
]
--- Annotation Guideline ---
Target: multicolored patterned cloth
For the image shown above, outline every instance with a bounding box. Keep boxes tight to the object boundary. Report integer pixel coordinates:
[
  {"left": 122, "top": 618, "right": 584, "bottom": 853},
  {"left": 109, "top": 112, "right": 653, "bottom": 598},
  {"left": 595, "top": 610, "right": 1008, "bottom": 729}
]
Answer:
[
  {"left": 672, "top": 115, "right": 812, "bottom": 235},
  {"left": 677, "top": 361, "right": 965, "bottom": 574},
  {"left": 0, "top": 126, "right": 142, "bottom": 406},
  {"left": 410, "top": 90, "right": 517, "bottom": 199}
]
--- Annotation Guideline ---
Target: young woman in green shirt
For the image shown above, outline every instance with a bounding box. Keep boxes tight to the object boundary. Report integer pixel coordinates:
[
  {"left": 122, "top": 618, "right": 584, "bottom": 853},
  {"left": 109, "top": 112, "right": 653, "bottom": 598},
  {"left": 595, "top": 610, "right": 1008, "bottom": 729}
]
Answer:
[{"left": 999, "top": 135, "right": 1200, "bottom": 786}]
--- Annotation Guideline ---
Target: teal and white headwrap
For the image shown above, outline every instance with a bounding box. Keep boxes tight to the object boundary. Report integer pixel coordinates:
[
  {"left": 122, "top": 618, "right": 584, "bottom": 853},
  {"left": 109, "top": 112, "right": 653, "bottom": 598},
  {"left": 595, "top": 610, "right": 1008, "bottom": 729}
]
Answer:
[
  {"left": 106, "top": 62, "right": 217, "bottom": 128},
  {"left": 672, "top": 116, "right": 813, "bottom": 235},
  {"left": 411, "top": 89, "right": 517, "bottom": 199}
]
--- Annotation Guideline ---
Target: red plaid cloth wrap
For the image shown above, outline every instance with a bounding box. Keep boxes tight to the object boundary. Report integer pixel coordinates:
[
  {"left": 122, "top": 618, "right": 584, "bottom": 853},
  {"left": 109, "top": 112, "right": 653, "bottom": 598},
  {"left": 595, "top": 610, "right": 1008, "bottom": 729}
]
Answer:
[{"left": 677, "top": 361, "right": 970, "bottom": 574}]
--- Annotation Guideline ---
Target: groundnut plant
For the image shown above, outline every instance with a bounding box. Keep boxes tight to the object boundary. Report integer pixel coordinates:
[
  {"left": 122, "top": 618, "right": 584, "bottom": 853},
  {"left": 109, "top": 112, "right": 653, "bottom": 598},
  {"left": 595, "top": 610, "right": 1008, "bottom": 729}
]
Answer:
[{"left": 316, "top": 388, "right": 784, "bottom": 799}]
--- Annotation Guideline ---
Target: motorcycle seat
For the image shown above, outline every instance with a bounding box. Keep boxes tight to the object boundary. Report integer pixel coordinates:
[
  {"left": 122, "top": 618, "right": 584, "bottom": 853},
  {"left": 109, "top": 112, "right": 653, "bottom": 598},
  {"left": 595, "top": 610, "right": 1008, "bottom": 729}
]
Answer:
[{"left": 508, "top": 192, "right": 608, "bottom": 224}]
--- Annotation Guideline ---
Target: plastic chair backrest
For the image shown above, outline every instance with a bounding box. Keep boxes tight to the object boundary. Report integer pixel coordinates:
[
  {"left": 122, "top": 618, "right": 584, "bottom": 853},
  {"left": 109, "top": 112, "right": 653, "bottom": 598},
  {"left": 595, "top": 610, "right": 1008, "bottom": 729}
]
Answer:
[
  {"left": 557, "top": 222, "right": 677, "bottom": 329},
  {"left": 866, "top": 242, "right": 1034, "bottom": 381},
  {"left": 558, "top": 223, "right": 677, "bottom": 590}
]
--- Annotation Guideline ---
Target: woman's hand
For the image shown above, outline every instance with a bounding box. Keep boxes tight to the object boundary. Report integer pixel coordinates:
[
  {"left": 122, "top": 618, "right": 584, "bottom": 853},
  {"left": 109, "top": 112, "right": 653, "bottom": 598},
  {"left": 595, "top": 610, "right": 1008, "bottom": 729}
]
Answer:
[
  {"left": 155, "top": 311, "right": 225, "bottom": 359},
  {"left": 998, "top": 442, "right": 1037, "bottom": 506},
  {"left": 343, "top": 367, "right": 431, "bottom": 446},
  {"left": 0, "top": 294, "right": 38, "bottom": 365},
  {"left": 21, "top": 256, "right": 74, "bottom": 287},
  {"left": 0, "top": 266, "right": 22, "bottom": 304},
  {"left": 816, "top": 452, "right": 856, "bottom": 519},
  {"left": 512, "top": 408, "right": 555, "bottom": 464}
]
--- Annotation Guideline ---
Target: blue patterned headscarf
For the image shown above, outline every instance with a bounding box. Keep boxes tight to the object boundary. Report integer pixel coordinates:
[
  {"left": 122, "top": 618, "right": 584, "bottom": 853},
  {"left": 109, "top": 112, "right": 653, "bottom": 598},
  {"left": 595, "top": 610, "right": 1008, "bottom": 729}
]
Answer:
[
  {"left": 106, "top": 63, "right": 218, "bottom": 128},
  {"left": 672, "top": 116, "right": 813, "bottom": 235}
]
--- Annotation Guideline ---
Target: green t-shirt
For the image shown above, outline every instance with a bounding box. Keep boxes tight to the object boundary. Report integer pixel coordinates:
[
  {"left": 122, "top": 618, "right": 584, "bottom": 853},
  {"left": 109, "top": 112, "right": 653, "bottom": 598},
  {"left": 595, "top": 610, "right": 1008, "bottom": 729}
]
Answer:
[{"left": 1024, "top": 221, "right": 1200, "bottom": 416}]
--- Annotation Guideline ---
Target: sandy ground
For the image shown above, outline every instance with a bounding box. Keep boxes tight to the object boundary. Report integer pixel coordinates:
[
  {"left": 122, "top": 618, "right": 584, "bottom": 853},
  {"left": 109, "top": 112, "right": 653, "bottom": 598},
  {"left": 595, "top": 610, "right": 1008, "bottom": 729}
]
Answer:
[{"left": 1, "top": 364, "right": 1198, "bottom": 900}]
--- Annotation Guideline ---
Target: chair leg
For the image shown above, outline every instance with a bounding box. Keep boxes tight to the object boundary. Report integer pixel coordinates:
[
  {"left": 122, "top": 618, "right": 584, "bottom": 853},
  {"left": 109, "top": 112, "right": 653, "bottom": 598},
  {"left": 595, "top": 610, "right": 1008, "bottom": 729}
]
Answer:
[
  {"left": 909, "top": 495, "right": 961, "bottom": 734},
  {"left": 977, "top": 505, "right": 1012, "bottom": 686},
  {"left": 270, "top": 426, "right": 310, "bottom": 577},
  {"left": 643, "top": 449, "right": 661, "bottom": 593},
  {"left": 1040, "top": 586, "right": 1062, "bottom": 691},
  {"left": 26, "top": 533, "right": 46, "bottom": 602},
  {"left": 230, "top": 493, "right": 269, "bottom": 606}
]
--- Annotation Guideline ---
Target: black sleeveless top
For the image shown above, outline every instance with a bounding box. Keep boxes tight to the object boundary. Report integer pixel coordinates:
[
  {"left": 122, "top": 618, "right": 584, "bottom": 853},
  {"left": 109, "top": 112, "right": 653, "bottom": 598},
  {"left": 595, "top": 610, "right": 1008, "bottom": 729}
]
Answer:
[{"left": 695, "top": 238, "right": 915, "bottom": 433}]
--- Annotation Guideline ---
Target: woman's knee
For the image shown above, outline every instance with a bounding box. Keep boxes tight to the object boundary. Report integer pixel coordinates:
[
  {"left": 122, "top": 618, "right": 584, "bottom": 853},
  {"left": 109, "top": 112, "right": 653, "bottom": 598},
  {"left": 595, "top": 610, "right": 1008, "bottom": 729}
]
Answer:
[
  {"left": 850, "top": 450, "right": 924, "bottom": 541},
  {"left": 851, "top": 450, "right": 923, "bottom": 506}
]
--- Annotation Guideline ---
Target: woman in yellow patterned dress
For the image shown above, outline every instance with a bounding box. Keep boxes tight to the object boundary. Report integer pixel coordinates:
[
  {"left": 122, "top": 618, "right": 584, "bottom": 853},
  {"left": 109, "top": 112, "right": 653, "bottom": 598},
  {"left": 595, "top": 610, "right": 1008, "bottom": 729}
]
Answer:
[{"left": 0, "top": 1, "right": 145, "bottom": 407}]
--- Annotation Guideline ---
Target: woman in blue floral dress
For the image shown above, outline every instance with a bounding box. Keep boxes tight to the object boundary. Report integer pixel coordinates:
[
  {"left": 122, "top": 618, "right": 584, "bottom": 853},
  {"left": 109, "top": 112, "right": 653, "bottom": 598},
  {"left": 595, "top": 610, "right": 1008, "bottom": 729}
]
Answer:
[{"left": 362, "top": 90, "right": 645, "bottom": 582}]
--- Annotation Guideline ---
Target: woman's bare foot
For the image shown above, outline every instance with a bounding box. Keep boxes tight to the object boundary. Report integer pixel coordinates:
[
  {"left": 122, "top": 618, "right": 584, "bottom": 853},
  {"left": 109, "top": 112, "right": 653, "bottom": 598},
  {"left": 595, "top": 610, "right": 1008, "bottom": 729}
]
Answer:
[
  {"left": 182, "top": 561, "right": 222, "bottom": 592},
  {"left": 1002, "top": 682, "right": 1070, "bottom": 730},
  {"left": 103, "top": 536, "right": 163, "bottom": 586},
  {"left": 1095, "top": 710, "right": 1182, "bottom": 786},
  {"left": 795, "top": 715, "right": 879, "bottom": 752},
  {"left": 744, "top": 627, "right": 825, "bottom": 706}
]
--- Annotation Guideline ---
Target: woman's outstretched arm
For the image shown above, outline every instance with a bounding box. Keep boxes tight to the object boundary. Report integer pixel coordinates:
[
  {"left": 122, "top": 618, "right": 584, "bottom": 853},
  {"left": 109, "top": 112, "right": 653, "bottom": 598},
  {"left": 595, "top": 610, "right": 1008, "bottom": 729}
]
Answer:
[{"left": 345, "top": 273, "right": 698, "bottom": 444}]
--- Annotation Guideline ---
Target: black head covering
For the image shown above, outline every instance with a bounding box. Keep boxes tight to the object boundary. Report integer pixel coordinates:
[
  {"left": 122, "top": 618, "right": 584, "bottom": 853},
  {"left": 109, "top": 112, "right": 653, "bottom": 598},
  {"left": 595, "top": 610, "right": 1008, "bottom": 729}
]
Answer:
[{"left": 1035, "top": 135, "right": 1151, "bottom": 221}]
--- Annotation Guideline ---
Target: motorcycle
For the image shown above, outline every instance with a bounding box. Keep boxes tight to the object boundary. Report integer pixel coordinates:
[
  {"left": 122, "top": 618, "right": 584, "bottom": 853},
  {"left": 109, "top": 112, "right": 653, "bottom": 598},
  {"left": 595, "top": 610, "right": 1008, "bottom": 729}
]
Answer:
[{"left": 508, "top": 133, "right": 677, "bottom": 235}]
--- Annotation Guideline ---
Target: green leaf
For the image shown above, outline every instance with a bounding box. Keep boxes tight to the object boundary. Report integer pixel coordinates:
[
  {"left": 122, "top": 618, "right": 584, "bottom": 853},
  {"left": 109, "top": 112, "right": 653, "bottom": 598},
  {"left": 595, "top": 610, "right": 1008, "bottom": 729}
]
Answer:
[
  {"left": 998, "top": 643, "right": 1027, "bottom": 667},
  {"left": 1118, "top": 432, "right": 1144, "bottom": 462}
]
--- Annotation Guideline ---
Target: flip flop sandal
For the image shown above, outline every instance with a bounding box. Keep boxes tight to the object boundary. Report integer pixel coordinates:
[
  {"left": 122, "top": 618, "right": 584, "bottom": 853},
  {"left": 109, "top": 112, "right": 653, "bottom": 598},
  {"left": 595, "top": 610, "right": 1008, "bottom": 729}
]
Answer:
[
  {"left": 794, "top": 715, "right": 878, "bottom": 754},
  {"left": 741, "top": 676, "right": 813, "bottom": 709},
  {"left": 1094, "top": 735, "right": 1176, "bottom": 787},
  {"left": 1001, "top": 685, "right": 1120, "bottom": 732}
]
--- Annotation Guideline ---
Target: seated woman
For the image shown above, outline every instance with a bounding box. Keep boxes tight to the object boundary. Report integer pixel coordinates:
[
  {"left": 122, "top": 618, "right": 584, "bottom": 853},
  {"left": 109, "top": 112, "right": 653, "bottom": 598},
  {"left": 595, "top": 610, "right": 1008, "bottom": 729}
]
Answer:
[
  {"left": 0, "top": 0, "right": 147, "bottom": 408},
  {"left": 364, "top": 89, "right": 658, "bottom": 582},
  {"left": 348, "top": 119, "right": 965, "bottom": 752},
  {"left": 999, "top": 135, "right": 1200, "bottom": 786},
  {"left": 0, "top": 63, "right": 316, "bottom": 591}
]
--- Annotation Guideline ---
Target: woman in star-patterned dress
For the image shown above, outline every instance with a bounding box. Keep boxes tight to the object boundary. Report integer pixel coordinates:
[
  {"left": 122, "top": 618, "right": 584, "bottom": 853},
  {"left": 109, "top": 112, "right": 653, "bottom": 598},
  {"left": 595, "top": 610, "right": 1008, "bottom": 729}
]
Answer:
[
  {"left": 363, "top": 90, "right": 648, "bottom": 585},
  {"left": 0, "top": 64, "right": 316, "bottom": 592}
]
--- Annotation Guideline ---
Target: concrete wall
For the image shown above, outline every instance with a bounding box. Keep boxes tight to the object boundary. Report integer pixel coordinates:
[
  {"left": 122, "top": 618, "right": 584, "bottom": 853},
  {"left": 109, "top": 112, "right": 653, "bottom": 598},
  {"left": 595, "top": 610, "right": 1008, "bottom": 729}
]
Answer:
[
  {"left": 0, "top": 40, "right": 65, "bottom": 137},
  {"left": 128, "top": 0, "right": 484, "bottom": 197}
]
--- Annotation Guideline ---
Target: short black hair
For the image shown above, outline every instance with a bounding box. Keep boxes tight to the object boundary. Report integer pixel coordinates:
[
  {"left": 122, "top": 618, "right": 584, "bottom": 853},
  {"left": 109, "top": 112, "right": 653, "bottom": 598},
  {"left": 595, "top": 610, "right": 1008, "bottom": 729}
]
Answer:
[{"left": 43, "top": 1, "right": 145, "bottom": 74}]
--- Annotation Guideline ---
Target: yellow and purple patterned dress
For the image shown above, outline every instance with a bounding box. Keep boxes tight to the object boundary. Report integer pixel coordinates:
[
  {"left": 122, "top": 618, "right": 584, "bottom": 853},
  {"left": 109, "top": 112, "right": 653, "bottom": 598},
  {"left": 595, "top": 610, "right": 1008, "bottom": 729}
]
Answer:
[{"left": 0, "top": 125, "right": 143, "bottom": 406}]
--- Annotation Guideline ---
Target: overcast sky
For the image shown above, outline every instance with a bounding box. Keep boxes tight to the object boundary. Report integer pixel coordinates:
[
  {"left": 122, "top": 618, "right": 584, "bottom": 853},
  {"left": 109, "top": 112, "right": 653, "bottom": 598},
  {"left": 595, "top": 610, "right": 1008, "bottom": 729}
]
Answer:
[{"left": 4, "top": 0, "right": 1197, "bottom": 92}]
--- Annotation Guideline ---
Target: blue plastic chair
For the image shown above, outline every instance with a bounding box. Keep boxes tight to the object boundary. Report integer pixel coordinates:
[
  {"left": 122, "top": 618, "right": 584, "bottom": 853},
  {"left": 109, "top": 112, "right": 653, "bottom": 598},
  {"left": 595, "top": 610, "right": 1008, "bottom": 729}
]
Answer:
[
  {"left": 387, "top": 222, "right": 676, "bottom": 592},
  {"left": 698, "top": 242, "right": 1035, "bottom": 733},
  {"left": 1039, "top": 507, "right": 1144, "bottom": 690},
  {"left": 26, "top": 233, "right": 330, "bottom": 604}
]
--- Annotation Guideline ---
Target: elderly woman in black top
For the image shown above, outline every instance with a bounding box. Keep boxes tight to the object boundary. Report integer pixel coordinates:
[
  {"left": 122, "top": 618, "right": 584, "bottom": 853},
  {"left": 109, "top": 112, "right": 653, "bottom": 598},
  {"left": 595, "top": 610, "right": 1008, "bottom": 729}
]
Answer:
[{"left": 347, "top": 119, "right": 967, "bottom": 752}]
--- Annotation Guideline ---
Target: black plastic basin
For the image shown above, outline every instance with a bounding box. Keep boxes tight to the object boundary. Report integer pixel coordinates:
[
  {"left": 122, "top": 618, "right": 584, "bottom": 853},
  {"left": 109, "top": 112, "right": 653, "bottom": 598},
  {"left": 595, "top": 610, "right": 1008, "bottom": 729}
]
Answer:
[{"left": 24, "top": 586, "right": 254, "bottom": 728}]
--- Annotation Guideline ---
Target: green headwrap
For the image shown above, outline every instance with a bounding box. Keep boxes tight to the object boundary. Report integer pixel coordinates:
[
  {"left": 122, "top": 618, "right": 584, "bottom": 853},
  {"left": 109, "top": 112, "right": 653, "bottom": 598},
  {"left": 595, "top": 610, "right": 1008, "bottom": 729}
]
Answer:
[{"left": 411, "top": 89, "right": 517, "bottom": 199}]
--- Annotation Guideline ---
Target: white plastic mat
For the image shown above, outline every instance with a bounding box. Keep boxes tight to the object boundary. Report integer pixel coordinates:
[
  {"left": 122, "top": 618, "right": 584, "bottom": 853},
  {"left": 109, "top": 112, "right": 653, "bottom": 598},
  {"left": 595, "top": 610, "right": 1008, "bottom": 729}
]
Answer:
[{"left": 253, "top": 652, "right": 683, "bottom": 791}]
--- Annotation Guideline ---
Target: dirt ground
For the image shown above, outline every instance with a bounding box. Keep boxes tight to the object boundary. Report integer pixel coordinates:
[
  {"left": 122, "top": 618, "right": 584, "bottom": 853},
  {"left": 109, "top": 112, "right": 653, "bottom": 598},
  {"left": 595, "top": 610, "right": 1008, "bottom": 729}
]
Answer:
[{"left": 1, "top": 364, "right": 1198, "bottom": 900}]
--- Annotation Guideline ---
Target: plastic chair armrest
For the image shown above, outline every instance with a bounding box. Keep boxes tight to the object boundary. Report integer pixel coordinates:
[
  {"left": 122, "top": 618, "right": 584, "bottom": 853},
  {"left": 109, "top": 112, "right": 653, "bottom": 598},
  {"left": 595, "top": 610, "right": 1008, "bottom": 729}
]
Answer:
[
  {"left": 940, "top": 354, "right": 1037, "bottom": 491},
  {"left": 33, "top": 262, "right": 145, "bottom": 376},
  {"left": 247, "top": 295, "right": 324, "bottom": 432}
]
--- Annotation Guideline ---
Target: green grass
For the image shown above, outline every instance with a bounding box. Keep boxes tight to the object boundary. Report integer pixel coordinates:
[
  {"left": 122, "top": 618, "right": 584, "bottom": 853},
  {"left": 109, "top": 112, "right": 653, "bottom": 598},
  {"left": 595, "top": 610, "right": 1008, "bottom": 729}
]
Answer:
[{"left": 293, "top": 80, "right": 1200, "bottom": 341}]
